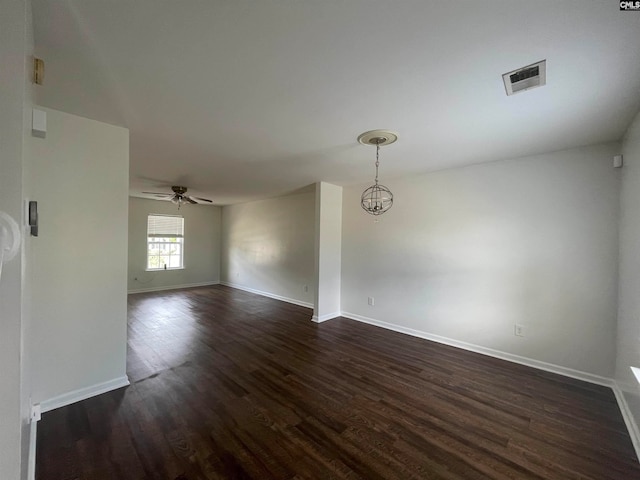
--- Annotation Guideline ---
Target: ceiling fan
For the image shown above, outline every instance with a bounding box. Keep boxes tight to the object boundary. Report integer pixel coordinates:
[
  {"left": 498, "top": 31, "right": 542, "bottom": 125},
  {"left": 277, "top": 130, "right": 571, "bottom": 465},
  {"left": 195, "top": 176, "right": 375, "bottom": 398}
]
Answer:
[{"left": 142, "top": 186, "right": 213, "bottom": 207}]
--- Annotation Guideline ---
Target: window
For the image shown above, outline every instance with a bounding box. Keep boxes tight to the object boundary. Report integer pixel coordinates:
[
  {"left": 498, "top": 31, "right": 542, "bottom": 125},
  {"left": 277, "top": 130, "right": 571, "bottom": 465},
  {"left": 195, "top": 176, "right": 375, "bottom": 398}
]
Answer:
[{"left": 147, "top": 214, "right": 184, "bottom": 270}]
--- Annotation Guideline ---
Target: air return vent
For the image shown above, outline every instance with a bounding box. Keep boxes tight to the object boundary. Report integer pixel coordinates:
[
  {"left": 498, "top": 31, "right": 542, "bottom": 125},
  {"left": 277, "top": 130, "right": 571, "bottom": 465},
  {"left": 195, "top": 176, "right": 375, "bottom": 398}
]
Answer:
[{"left": 503, "top": 60, "right": 546, "bottom": 96}]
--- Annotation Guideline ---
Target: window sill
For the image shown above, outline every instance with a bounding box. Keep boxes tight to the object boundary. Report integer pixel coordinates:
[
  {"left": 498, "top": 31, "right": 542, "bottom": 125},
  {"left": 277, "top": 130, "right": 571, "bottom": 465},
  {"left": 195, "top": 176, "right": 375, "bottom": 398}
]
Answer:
[{"left": 146, "top": 267, "right": 185, "bottom": 272}]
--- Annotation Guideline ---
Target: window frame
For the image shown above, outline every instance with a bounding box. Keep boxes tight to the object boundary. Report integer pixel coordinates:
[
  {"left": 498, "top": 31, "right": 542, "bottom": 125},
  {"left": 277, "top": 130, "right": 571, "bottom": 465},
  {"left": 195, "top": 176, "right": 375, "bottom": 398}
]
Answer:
[{"left": 146, "top": 214, "right": 185, "bottom": 271}]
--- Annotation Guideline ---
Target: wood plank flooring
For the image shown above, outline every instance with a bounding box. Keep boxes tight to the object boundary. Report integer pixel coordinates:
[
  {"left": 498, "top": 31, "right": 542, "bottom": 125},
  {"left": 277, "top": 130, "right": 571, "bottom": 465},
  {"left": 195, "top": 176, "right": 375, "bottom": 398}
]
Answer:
[{"left": 37, "top": 285, "right": 640, "bottom": 479}]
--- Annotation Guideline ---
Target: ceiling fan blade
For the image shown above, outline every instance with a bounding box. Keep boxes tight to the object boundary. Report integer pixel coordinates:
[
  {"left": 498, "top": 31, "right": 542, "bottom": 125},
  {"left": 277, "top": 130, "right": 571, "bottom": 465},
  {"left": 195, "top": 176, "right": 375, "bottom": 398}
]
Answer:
[
  {"left": 185, "top": 196, "right": 198, "bottom": 204},
  {"left": 142, "top": 191, "right": 173, "bottom": 197},
  {"left": 192, "top": 196, "right": 213, "bottom": 203}
]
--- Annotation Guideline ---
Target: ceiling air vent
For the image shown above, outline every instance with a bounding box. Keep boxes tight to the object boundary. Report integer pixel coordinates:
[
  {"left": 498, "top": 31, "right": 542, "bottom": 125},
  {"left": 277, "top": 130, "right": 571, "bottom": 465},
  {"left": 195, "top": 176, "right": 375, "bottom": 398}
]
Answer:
[{"left": 503, "top": 60, "right": 546, "bottom": 96}]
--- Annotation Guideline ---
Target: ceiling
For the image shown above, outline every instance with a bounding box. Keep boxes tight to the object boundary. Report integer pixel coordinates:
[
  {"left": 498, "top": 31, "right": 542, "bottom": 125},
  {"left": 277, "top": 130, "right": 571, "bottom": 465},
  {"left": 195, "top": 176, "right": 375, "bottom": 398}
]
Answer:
[{"left": 32, "top": 1, "right": 640, "bottom": 205}]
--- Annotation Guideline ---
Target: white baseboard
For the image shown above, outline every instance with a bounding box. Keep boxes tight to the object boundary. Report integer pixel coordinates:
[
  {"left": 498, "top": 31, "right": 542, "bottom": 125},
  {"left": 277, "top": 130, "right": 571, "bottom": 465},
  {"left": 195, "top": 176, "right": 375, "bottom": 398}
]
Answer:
[
  {"left": 128, "top": 280, "right": 219, "bottom": 294},
  {"left": 221, "top": 281, "right": 313, "bottom": 309},
  {"left": 340, "top": 311, "right": 612, "bottom": 387},
  {"left": 311, "top": 311, "right": 341, "bottom": 323},
  {"left": 40, "top": 376, "right": 130, "bottom": 413},
  {"left": 612, "top": 382, "right": 640, "bottom": 461}
]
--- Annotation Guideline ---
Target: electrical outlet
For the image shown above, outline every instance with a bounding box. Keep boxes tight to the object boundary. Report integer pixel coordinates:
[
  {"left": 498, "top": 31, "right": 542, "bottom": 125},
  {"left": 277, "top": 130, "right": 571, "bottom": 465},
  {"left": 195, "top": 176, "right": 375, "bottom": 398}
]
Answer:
[
  {"left": 303, "top": 285, "right": 308, "bottom": 293},
  {"left": 514, "top": 324, "right": 525, "bottom": 337},
  {"left": 368, "top": 297, "right": 375, "bottom": 306}
]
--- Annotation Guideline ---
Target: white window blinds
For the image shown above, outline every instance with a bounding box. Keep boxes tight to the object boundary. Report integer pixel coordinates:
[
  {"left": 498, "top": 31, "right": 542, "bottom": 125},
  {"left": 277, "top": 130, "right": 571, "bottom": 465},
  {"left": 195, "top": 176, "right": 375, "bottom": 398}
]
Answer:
[{"left": 147, "top": 215, "right": 184, "bottom": 238}]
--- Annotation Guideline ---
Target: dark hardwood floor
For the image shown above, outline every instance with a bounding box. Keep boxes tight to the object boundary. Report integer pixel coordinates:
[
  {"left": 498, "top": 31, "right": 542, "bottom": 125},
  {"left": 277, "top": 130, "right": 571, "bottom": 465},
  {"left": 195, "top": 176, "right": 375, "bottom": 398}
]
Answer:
[{"left": 37, "top": 285, "right": 640, "bottom": 479}]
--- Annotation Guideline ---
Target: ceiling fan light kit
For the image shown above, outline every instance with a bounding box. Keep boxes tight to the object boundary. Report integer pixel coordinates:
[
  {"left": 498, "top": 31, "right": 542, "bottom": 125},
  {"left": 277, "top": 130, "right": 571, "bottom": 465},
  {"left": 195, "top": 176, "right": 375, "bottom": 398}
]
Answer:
[
  {"left": 358, "top": 130, "right": 396, "bottom": 216},
  {"left": 142, "top": 185, "right": 213, "bottom": 209}
]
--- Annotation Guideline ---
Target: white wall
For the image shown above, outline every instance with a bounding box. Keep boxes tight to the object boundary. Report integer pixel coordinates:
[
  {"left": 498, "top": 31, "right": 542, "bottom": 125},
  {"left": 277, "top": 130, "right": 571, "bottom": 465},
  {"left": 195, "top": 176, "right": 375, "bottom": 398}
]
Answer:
[
  {"left": 20, "top": 1, "right": 35, "bottom": 477},
  {"left": 342, "top": 143, "right": 621, "bottom": 378},
  {"left": 616, "top": 109, "right": 640, "bottom": 429},
  {"left": 27, "top": 107, "right": 129, "bottom": 405},
  {"left": 0, "top": 0, "right": 31, "bottom": 478},
  {"left": 313, "top": 182, "right": 342, "bottom": 321},
  {"left": 221, "top": 188, "right": 315, "bottom": 307},
  {"left": 128, "top": 197, "right": 221, "bottom": 292}
]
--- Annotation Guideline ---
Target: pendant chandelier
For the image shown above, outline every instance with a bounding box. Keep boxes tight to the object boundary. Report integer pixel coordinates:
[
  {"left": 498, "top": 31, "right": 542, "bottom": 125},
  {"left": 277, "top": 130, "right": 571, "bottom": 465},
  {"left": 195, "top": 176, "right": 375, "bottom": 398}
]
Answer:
[{"left": 358, "top": 130, "right": 397, "bottom": 216}]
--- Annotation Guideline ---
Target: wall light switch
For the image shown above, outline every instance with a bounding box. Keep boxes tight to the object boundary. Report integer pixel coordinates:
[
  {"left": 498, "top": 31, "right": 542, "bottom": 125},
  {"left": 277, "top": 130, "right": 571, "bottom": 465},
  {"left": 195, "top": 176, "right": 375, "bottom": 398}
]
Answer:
[
  {"left": 32, "top": 108, "right": 46, "bottom": 138},
  {"left": 614, "top": 155, "right": 623, "bottom": 168}
]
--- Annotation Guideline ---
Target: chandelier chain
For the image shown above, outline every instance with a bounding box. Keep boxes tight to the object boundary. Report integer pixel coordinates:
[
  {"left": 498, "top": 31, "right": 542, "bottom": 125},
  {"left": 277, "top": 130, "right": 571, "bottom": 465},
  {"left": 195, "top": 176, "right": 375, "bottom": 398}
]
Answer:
[{"left": 375, "top": 143, "right": 380, "bottom": 184}]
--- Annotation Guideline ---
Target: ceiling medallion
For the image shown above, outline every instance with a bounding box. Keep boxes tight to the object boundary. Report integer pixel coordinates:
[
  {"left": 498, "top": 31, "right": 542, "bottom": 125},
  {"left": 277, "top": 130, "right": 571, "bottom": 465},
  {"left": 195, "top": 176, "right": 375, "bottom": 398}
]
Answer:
[{"left": 358, "top": 130, "right": 397, "bottom": 216}]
